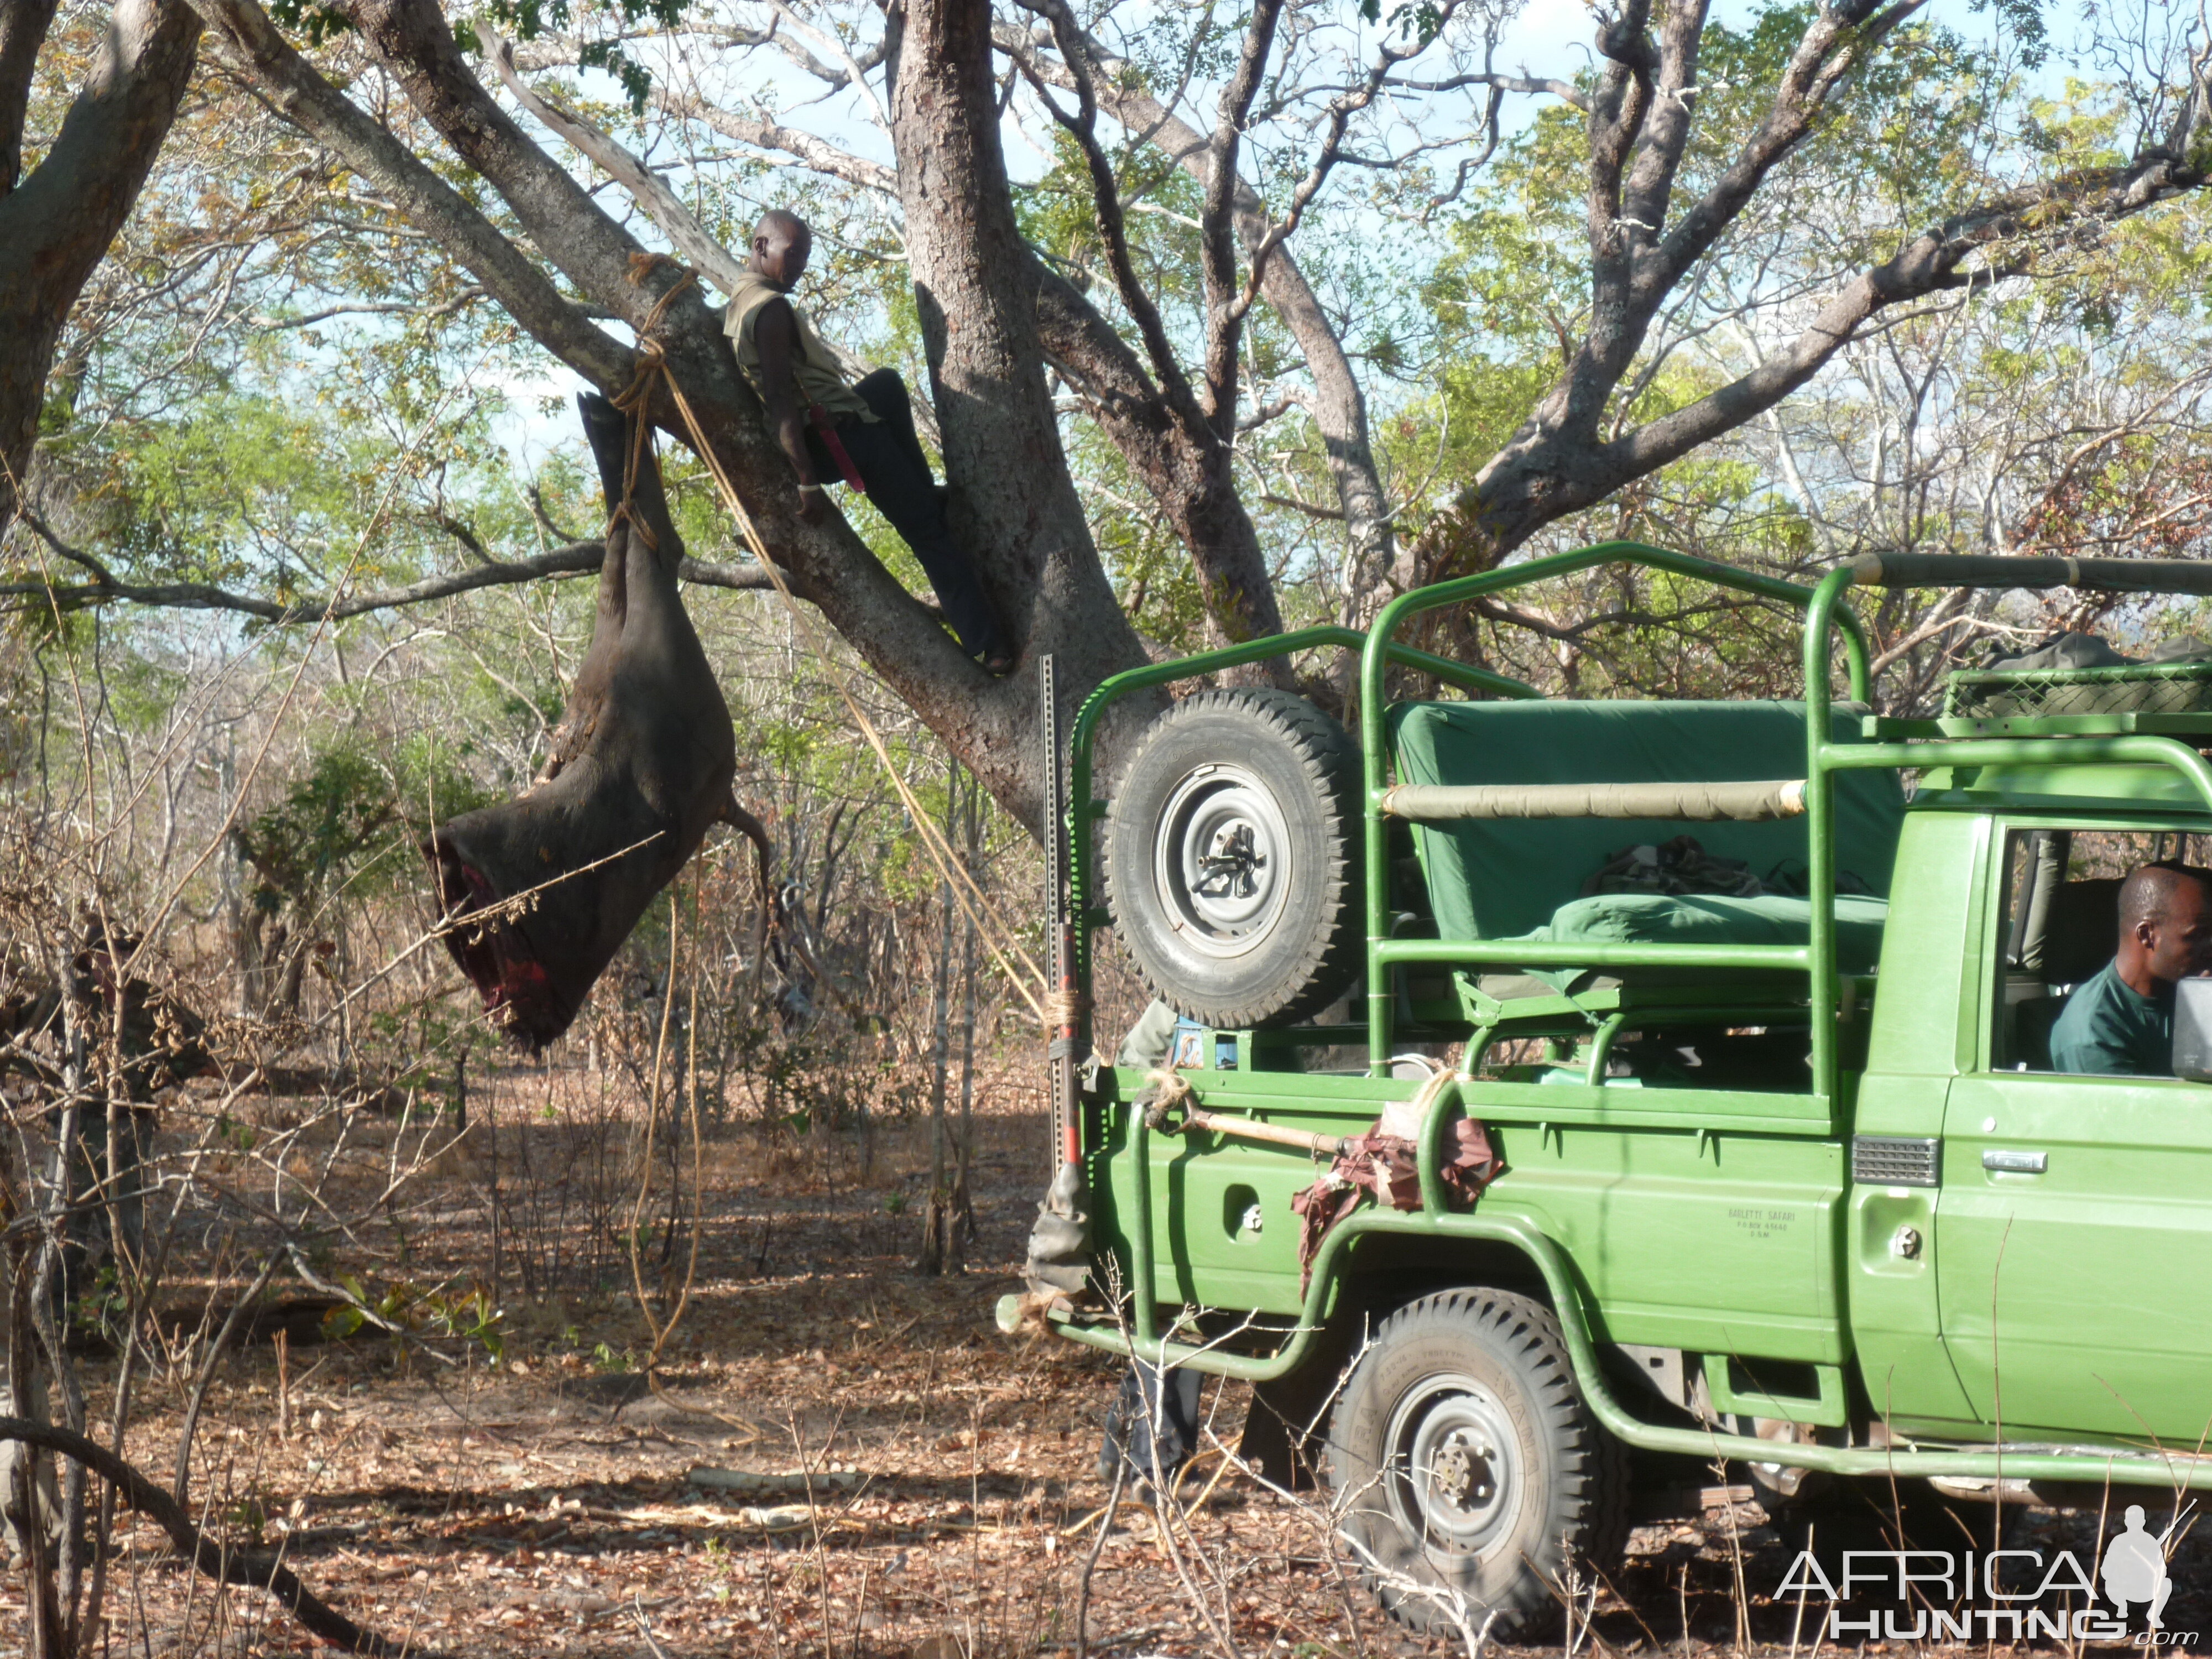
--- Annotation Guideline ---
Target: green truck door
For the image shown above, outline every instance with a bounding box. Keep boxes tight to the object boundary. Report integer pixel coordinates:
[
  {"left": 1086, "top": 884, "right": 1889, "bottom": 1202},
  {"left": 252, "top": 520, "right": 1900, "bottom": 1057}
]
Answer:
[{"left": 1940, "top": 1072, "right": 2212, "bottom": 1441}]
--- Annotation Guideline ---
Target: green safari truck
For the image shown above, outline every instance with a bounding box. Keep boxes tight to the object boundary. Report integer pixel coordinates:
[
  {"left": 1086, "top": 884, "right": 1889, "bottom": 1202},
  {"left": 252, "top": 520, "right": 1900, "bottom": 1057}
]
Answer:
[{"left": 1007, "top": 542, "right": 2212, "bottom": 1634}]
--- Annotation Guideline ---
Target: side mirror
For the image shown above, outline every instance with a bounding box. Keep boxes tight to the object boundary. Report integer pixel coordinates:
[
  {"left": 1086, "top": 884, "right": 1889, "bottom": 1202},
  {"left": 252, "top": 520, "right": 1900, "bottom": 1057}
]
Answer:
[{"left": 2173, "top": 979, "right": 2212, "bottom": 1080}]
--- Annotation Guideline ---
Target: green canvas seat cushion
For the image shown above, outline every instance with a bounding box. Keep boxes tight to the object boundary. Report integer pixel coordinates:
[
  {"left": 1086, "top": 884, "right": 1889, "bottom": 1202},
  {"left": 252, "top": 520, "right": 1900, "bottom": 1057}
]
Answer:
[
  {"left": 1385, "top": 698, "right": 1907, "bottom": 945},
  {"left": 1490, "top": 892, "right": 1890, "bottom": 994}
]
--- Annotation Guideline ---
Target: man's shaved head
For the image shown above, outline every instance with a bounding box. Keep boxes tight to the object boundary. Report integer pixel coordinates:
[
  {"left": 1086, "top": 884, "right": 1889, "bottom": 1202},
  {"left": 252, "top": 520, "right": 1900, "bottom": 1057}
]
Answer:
[
  {"left": 749, "top": 210, "right": 813, "bottom": 288},
  {"left": 2115, "top": 861, "right": 2212, "bottom": 996},
  {"left": 2121, "top": 864, "right": 2208, "bottom": 930},
  {"left": 755, "top": 209, "right": 810, "bottom": 247}
]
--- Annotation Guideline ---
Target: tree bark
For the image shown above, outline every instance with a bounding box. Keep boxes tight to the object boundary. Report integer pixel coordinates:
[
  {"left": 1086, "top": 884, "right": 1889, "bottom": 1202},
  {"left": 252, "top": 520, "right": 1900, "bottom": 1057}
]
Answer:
[
  {"left": 882, "top": 0, "right": 1151, "bottom": 813},
  {"left": 0, "top": 0, "right": 201, "bottom": 538}
]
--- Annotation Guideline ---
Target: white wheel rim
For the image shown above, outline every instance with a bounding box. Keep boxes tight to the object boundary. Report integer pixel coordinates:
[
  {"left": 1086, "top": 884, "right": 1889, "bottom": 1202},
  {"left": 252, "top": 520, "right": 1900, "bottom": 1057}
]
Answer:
[
  {"left": 1382, "top": 1372, "right": 1523, "bottom": 1558},
  {"left": 1150, "top": 763, "right": 1292, "bottom": 961}
]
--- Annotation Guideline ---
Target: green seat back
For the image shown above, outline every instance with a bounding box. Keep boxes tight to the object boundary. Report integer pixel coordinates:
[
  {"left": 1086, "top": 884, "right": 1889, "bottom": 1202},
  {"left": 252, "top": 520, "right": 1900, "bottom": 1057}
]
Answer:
[{"left": 1385, "top": 700, "right": 1907, "bottom": 942}]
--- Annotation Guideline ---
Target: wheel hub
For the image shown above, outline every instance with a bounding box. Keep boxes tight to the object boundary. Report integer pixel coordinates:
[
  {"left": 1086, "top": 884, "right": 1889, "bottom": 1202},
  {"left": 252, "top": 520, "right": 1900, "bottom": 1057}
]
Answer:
[
  {"left": 1151, "top": 765, "right": 1292, "bottom": 959},
  {"left": 1194, "top": 823, "right": 1263, "bottom": 898},
  {"left": 1384, "top": 1374, "right": 1520, "bottom": 1556}
]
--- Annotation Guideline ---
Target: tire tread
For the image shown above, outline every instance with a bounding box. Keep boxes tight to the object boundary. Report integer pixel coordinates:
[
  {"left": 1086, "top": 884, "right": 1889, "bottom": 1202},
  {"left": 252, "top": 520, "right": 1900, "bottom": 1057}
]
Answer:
[
  {"left": 1102, "top": 688, "right": 1363, "bottom": 1027},
  {"left": 1327, "top": 1287, "right": 1629, "bottom": 1637}
]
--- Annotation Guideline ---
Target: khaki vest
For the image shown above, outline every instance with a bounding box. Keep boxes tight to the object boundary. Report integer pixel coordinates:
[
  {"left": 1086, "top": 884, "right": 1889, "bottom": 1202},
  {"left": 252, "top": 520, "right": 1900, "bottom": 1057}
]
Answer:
[{"left": 723, "top": 270, "right": 874, "bottom": 422}]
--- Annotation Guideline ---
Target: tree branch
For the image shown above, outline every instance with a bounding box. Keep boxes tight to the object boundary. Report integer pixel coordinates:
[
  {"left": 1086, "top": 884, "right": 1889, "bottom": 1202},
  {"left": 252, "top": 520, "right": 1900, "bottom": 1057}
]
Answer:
[
  {"left": 1230, "top": 1, "right": 1468, "bottom": 327},
  {"left": 333, "top": 0, "right": 666, "bottom": 336},
  {"left": 1198, "top": 0, "right": 1285, "bottom": 429},
  {"left": 0, "top": 0, "right": 61, "bottom": 197},
  {"left": 15, "top": 505, "right": 117, "bottom": 583},
  {"left": 486, "top": 33, "right": 753, "bottom": 302},
  {"left": 1, "top": 539, "right": 788, "bottom": 622},
  {"left": 650, "top": 84, "right": 899, "bottom": 196},
  {"left": 1003, "top": 19, "right": 1397, "bottom": 604},
  {"left": 1031, "top": 261, "right": 1289, "bottom": 664},
  {"left": 184, "top": 0, "right": 631, "bottom": 388},
  {"left": 1617, "top": 0, "right": 1708, "bottom": 246},
  {"left": 1393, "top": 68, "right": 1587, "bottom": 111},
  {"left": 0, "top": 0, "right": 201, "bottom": 531},
  {"left": 1618, "top": 154, "right": 2211, "bottom": 480},
  {"left": 1011, "top": 0, "right": 1202, "bottom": 419},
  {"left": 1649, "top": 0, "right": 1927, "bottom": 296},
  {"left": 1466, "top": 137, "right": 2212, "bottom": 552},
  {"left": 0, "top": 1415, "right": 425, "bottom": 1657}
]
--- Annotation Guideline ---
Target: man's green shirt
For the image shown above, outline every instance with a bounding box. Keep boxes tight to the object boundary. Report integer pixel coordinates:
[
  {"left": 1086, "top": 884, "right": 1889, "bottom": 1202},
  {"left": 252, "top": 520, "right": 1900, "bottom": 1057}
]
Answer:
[{"left": 2049, "top": 961, "right": 2173, "bottom": 1076}]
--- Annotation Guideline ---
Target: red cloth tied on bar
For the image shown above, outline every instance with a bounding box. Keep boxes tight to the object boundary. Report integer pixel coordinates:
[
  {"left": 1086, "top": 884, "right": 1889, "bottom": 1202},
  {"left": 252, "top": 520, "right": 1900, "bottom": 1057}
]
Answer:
[{"left": 1290, "top": 1117, "right": 1501, "bottom": 1293}]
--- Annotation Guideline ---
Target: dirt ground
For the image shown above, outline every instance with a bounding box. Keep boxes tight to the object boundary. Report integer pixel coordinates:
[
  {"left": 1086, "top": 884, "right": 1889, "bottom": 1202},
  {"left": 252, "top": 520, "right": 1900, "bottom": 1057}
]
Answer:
[{"left": 7, "top": 1082, "right": 2205, "bottom": 1658}]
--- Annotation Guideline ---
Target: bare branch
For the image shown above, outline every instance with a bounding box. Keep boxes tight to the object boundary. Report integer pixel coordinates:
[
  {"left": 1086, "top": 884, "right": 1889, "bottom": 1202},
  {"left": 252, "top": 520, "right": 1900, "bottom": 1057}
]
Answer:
[
  {"left": 1613, "top": 148, "right": 2212, "bottom": 483},
  {"left": 485, "top": 32, "right": 751, "bottom": 300},
  {"left": 184, "top": 0, "right": 631, "bottom": 388},
  {"left": 1230, "top": 3, "right": 1469, "bottom": 326},
  {"left": 1, "top": 539, "right": 787, "bottom": 623},
  {"left": 0, "top": 1415, "right": 422, "bottom": 1657},
  {"left": 1003, "top": 19, "right": 1399, "bottom": 599},
  {"left": 14, "top": 506, "right": 117, "bottom": 584},
  {"left": 1198, "top": 0, "right": 1286, "bottom": 427},
  {"left": 1010, "top": 0, "right": 1203, "bottom": 419},
  {"left": 1394, "top": 68, "right": 1588, "bottom": 111},
  {"left": 651, "top": 84, "right": 898, "bottom": 196}
]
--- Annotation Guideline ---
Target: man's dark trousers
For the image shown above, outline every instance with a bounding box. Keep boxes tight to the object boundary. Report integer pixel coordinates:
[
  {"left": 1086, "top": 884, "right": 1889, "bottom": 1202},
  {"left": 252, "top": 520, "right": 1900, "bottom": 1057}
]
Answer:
[{"left": 807, "top": 369, "right": 1010, "bottom": 663}]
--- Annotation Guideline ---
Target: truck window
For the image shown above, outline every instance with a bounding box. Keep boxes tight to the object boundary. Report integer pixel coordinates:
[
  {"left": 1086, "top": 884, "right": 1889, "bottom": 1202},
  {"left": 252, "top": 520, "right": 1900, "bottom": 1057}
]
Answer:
[{"left": 1990, "top": 828, "right": 2212, "bottom": 1072}]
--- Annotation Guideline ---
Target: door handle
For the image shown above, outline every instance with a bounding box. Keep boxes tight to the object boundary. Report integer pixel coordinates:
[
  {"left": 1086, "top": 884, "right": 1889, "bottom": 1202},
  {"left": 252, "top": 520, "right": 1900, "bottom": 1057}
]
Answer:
[{"left": 1982, "top": 1149, "right": 2047, "bottom": 1174}]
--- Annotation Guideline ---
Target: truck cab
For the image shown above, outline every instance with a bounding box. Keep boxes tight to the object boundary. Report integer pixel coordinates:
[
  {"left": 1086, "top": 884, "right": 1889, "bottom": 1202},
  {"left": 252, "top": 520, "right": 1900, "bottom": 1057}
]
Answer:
[{"left": 1009, "top": 544, "right": 2212, "bottom": 1635}]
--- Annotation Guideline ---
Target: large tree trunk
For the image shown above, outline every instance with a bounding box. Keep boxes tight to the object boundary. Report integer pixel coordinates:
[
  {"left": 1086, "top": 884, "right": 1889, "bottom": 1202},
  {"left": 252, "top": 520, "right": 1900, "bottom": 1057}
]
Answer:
[
  {"left": 0, "top": 0, "right": 200, "bottom": 538},
  {"left": 425, "top": 395, "right": 737, "bottom": 1049},
  {"left": 885, "top": 0, "right": 1152, "bottom": 791}
]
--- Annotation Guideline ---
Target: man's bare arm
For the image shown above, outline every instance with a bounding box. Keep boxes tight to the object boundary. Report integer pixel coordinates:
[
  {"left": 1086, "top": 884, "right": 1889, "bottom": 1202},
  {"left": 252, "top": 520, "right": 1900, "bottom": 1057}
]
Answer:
[{"left": 752, "top": 297, "right": 826, "bottom": 520}]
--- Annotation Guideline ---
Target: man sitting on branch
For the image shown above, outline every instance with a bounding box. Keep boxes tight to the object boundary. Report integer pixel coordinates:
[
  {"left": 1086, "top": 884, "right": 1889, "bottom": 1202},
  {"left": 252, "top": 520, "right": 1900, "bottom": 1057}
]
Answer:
[{"left": 726, "top": 208, "right": 1015, "bottom": 675}]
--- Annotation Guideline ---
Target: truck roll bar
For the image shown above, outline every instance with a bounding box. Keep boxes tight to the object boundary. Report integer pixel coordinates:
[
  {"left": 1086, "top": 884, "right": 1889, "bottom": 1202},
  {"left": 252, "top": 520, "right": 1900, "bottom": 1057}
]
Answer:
[
  {"left": 1361, "top": 542, "right": 1873, "bottom": 1076},
  {"left": 1854, "top": 551, "right": 2212, "bottom": 593},
  {"left": 1381, "top": 778, "right": 1807, "bottom": 822}
]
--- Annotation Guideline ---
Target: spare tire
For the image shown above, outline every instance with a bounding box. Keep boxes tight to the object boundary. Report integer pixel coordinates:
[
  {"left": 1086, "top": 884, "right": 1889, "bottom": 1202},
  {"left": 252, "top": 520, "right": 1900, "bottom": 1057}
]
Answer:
[{"left": 1102, "top": 688, "right": 1363, "bottom": 1028}]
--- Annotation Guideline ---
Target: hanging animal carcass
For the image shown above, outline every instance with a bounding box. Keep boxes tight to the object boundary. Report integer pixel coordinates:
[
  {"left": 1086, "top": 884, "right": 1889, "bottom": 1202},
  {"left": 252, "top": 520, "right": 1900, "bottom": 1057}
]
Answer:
[{"left": 424, "top": 393, "right": 738, "bottom": 1049}]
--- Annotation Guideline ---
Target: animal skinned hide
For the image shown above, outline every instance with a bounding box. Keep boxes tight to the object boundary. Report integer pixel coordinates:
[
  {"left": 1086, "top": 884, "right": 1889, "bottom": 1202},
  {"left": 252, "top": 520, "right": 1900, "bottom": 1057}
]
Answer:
[{"left": 425, "top": 393, "right": 738, "bottom": 1049}]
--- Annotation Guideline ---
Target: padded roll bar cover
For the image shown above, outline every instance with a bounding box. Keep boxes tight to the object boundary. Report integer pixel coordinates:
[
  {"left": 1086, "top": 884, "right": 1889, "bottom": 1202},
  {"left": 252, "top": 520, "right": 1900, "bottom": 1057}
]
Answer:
[
  {"left": 1852, "top": 552, "right": 2212, "bottom": 595},
  {"left": 1383, "top": 779, "right": 1807, "bottom": 822}
]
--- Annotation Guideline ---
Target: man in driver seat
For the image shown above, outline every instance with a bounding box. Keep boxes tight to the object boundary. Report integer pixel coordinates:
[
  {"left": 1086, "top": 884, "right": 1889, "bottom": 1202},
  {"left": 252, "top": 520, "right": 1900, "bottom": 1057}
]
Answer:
[{"left": 2050, "top": 864, "right": 2212, "bottom": 1074}]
